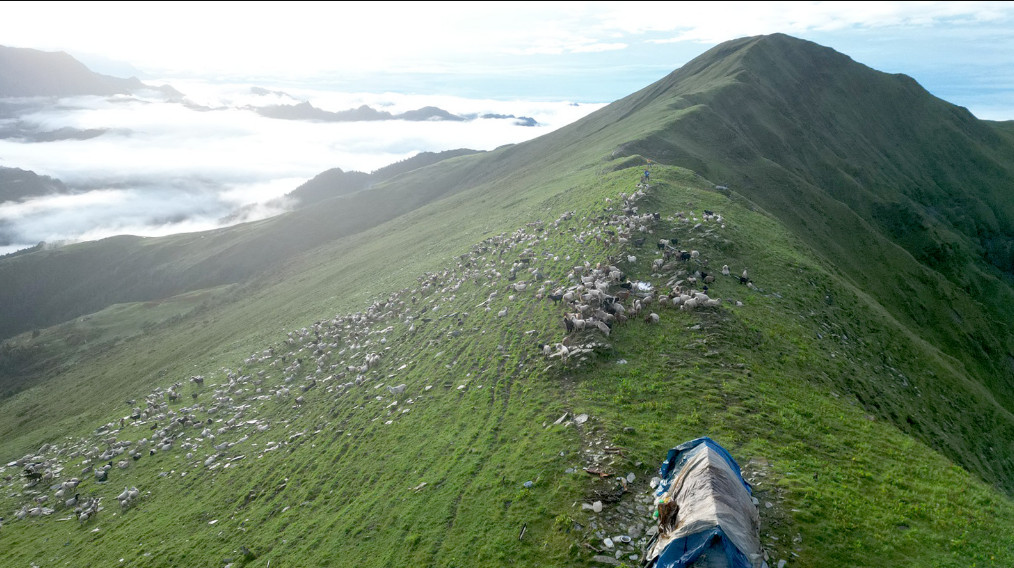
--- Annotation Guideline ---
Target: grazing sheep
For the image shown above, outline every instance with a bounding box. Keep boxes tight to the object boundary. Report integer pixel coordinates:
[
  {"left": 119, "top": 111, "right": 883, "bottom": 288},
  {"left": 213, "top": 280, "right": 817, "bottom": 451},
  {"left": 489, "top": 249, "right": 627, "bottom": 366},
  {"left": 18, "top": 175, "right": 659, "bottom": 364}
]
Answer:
[
  {"left": 645, "top": 313, "right": 660, "bottom": 324},
  {"left": 387, "top": 384, "right": 407, "bottom": 396}
]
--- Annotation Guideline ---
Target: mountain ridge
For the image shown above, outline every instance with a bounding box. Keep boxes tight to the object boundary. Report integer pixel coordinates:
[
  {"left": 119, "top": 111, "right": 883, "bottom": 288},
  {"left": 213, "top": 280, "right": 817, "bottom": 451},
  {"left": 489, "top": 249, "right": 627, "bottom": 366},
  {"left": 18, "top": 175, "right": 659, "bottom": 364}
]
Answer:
[{"left": 0, "top": 33, "right": 1012, "bottom": 566}]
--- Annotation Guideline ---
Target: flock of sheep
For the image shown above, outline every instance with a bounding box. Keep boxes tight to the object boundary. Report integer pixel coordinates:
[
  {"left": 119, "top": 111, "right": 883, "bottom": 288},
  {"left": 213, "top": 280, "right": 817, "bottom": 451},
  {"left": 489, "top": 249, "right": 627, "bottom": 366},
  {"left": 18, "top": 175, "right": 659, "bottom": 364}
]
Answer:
[{"left": 1, "top": 169, "right": 753, "bottom": 542}]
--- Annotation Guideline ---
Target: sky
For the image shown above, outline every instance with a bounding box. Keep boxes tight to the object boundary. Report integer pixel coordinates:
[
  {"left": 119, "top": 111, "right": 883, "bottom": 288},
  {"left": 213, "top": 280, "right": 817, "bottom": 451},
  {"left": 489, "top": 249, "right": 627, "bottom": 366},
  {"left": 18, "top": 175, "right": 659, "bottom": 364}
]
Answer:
[
  {"left": 1, "top": 1, "right": 1013, "bottom": 253},
  {"left": 3, "top": 1, "right": 1012, "bottom": 117}
]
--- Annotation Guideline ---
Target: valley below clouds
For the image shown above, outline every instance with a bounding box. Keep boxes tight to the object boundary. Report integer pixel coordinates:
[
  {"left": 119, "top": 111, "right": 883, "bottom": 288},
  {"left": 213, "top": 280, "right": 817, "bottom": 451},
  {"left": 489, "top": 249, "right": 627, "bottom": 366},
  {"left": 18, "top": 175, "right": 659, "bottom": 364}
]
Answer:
[{"left": 0, "top": 83, "right": 603, "bottom": 254}]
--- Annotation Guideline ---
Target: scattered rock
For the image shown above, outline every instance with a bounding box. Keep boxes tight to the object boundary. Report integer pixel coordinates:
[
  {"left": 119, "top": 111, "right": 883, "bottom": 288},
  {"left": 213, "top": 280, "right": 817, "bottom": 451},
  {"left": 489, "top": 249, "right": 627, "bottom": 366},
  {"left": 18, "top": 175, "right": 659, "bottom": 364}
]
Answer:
[{"left": 574, "top": 414, "right": 589, "bottom": 425}]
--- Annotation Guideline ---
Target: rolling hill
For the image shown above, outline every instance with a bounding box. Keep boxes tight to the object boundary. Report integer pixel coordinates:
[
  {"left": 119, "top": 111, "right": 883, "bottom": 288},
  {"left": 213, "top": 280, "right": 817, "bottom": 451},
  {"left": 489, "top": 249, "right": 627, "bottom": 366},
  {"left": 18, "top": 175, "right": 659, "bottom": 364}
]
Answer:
[{"left": 0, "top": 34, "right": 1012, "bottom": 567}]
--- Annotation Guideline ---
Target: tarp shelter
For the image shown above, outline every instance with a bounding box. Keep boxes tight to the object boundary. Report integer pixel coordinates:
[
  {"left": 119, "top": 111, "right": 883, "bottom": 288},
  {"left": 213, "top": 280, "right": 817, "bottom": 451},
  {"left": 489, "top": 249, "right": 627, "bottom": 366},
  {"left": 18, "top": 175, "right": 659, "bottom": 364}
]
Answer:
[{"left": 644, "top": 437, "right": 765, "bottom": 568}]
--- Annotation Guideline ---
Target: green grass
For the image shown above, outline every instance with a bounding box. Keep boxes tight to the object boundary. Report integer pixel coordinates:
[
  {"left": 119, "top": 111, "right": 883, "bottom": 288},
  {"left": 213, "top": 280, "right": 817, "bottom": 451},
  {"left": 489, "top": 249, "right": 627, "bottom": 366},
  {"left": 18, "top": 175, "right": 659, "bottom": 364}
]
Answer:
[{"left": 2, "top": 166, "right": 1011, "bottom": 567}]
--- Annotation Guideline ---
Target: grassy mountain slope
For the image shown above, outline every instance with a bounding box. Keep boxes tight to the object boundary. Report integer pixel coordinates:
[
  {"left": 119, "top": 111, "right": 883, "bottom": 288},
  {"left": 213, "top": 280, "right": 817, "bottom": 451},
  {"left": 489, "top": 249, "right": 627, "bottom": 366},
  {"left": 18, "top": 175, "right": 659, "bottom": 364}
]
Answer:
[
  {"left": 608, "top": 35, "right": 1014, "bottom": 407},
  {"left": 1, "top": 165, "right": 1011, "bottom": 567},
  {"left": 1, "top": 34, "right": 1013, "bottom": 567}
]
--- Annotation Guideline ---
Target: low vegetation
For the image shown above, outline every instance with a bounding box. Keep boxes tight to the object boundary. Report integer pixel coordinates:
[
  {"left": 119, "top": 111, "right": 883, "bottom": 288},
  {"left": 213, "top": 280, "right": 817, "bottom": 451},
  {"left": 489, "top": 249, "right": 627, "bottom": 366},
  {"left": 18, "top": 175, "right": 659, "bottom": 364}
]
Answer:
[{"left": 1, "top": 165, "right": 1011, "bottom": 567}]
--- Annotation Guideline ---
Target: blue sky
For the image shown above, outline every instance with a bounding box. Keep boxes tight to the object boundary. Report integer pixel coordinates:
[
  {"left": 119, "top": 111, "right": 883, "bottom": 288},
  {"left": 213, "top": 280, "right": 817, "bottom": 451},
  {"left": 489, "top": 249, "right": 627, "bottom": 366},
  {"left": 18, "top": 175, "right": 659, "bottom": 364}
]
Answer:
[{"left": 3, "top": 1, "right": 1014, "bottom": 119}]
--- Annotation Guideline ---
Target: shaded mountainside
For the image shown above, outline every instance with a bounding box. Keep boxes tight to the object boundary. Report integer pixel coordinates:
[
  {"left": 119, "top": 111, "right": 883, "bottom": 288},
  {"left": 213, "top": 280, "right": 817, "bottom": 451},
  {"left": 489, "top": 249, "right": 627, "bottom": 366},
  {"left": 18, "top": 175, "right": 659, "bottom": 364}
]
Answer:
[
  {"left": 0, "top": 34, "right": 1013, "bottom": 567},
  {"left": 0, "top": 45, "right": 145, "bottom": 97},
  {"left": 0, "top": 148, "right": 493, "bottom": 341}
]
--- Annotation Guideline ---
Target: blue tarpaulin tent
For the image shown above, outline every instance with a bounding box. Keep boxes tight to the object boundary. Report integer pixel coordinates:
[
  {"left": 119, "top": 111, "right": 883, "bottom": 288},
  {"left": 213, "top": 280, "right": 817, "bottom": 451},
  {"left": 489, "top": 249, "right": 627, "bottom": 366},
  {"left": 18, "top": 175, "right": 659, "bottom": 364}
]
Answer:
[{"left": 644, "top": 437, "right": 765, "bottom": 568}]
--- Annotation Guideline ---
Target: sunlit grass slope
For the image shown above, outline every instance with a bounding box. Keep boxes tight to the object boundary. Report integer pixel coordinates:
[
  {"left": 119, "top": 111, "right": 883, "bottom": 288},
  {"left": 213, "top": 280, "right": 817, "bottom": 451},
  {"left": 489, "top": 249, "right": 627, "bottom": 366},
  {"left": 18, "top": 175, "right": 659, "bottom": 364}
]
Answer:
[{"left": 1, "top": 165, "right": 1012, "bottom": 567}]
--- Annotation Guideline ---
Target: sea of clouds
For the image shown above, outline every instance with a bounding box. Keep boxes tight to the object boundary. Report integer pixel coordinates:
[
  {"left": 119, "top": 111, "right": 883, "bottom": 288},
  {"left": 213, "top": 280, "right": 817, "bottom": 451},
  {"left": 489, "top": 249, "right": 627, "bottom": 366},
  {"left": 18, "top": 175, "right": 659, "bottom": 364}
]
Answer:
[{"left": 0, "top": 83, "right": 605, "bottom": 255}]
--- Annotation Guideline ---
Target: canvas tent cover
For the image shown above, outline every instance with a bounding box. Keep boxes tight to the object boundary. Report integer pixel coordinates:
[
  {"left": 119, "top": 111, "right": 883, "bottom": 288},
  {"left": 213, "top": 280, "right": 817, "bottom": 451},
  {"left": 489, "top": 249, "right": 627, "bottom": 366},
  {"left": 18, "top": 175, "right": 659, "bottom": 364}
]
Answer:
[{"left": 644, "top": 437, "right": 765, "bottom": 568}]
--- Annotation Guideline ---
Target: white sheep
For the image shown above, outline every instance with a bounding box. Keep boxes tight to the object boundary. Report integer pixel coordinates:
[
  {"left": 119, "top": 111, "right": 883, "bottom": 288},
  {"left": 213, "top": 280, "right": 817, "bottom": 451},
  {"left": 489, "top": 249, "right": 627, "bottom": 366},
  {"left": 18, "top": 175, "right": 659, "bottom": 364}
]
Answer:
[{"left": 387, "top": 384, "right": 407, "bottom": 395}]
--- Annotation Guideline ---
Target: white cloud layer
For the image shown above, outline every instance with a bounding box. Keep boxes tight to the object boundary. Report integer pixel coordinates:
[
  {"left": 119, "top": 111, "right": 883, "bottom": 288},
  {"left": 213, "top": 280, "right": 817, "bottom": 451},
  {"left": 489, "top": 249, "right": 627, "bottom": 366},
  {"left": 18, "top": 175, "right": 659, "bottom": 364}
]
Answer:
[{"left": 0, "top": 86, "right": 604, "bottom": 254}]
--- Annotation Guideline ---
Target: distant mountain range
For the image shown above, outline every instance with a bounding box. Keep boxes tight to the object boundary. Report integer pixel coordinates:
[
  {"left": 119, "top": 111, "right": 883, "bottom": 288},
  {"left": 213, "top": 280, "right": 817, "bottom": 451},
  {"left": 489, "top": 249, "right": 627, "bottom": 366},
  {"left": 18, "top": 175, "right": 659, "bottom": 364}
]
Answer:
[
  {"left": 0, "top": 166, "right": 67, "bottom": 202},
  {"left": 0, "top": 44, "right": 180, "bottom": 99},
  {"left": 250, "top": 100, "right": 537, "bottom": 125},
  {"left": 0, "top": 45, "right": 538, "bottom": 126}
]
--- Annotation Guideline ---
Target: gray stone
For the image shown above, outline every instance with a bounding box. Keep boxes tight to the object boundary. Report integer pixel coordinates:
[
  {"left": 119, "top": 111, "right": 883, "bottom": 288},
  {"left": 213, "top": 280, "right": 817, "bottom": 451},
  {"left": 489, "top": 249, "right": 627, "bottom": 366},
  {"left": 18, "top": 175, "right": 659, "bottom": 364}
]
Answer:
[{"left": 591, "top": 556, "right": 621, "bottom": 566}]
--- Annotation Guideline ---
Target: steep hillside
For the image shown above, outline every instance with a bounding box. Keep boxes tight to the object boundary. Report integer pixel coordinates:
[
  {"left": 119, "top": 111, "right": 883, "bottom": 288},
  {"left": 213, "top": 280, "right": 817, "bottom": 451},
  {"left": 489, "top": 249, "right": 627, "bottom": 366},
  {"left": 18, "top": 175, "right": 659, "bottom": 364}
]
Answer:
[
  {"left": 1, "top": 34, "right": 1013, "bottom": 567},
  {"left": 604, "top": 35, "right": 1014, "bottom": 410}
]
